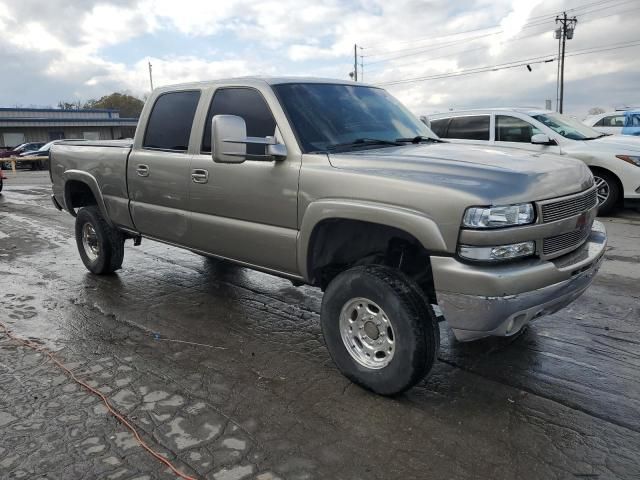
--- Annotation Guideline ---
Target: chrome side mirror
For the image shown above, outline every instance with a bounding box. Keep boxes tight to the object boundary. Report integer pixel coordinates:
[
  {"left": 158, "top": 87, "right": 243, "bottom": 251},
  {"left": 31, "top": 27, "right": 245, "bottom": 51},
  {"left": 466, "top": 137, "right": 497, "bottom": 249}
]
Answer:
[
  {"left": 531, "top": 133, "right": 555, "bottom": 145},
  {"left": 212, "top": 114, "right": 287, "bottom": 163},
  {"left": 212, "top": 115, "right": 247, "bottom": 163}
]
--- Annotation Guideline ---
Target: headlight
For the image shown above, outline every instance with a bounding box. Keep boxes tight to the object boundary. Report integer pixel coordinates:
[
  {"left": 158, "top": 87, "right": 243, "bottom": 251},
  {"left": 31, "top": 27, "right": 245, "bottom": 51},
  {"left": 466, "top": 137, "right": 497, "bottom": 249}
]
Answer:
[
  {"left": 616, "top": 155, "right": 640, "bottom": 167},
  {"left": 459, "top": 241, "right": 536, "bottom": 261},
  {"left": 462, "top": 203, "right": 535, "bottom": 228}
]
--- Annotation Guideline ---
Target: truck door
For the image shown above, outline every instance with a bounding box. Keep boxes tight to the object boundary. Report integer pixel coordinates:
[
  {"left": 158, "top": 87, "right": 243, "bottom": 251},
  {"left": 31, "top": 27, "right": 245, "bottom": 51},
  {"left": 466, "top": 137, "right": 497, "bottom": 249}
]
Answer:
[
  {"left": 188, "top": 87, "right": 300, "bottom": 275},
  {"left": 127, "top": 90, "right": 200, "bottom": 244}
]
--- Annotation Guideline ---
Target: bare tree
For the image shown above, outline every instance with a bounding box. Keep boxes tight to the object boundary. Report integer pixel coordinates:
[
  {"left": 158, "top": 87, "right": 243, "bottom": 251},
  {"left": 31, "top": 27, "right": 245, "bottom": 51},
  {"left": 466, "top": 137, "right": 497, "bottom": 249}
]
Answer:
[{"left": 588, "top": 107, "right": 606, "bottom": 115}]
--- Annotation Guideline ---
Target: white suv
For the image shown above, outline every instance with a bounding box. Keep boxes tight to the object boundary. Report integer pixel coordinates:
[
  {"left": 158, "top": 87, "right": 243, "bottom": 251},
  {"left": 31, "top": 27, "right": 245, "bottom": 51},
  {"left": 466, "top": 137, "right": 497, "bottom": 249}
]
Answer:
[{"left": 426, "top": 108, "right": 640, "bottom": 215}]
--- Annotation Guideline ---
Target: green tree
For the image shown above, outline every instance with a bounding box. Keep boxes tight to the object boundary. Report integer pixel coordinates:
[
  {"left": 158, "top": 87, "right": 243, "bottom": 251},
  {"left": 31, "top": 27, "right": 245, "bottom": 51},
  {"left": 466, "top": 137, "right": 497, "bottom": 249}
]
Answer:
[{"left": 83, "top": 93, "right": 145, "bottom": 118}]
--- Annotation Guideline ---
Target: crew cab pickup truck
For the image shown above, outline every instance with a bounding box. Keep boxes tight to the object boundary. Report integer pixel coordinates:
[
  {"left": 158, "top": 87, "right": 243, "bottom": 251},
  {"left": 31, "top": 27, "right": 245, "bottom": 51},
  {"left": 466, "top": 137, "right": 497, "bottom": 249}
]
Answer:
[{"left": 50, "top": 77, "right": 607, "bottom": 395}]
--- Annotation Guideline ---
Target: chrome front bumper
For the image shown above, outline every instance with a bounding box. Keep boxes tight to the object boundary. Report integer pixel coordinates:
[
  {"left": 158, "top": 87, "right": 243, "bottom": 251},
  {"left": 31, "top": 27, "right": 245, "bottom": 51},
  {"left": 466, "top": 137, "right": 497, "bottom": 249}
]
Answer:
[{"left": 432, "top": 221, "right": 607, "bottom": 342}]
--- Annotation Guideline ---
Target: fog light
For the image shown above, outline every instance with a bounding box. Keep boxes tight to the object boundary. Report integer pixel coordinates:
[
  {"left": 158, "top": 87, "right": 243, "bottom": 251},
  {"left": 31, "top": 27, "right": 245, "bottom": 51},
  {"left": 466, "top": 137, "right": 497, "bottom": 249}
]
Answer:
[{"left": 459, "top": 241, "right": 536, "bottom": 261}]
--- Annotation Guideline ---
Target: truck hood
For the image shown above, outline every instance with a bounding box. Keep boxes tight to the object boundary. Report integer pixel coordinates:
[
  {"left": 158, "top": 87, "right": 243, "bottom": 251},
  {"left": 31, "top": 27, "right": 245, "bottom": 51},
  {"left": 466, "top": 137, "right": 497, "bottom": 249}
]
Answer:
[{"left": 327, "top": 142, "right": 593, "bottom": 204}]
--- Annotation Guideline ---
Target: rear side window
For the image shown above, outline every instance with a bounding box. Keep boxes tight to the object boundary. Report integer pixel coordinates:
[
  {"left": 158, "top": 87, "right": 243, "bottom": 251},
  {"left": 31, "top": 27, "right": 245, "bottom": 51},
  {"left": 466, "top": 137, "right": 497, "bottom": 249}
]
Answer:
[
  {"left": 596, "top": 115, "right": 625, "bottom": 127},
  {"left": 429, "top": 119, "right": 449, "bottom": 137},
  {"left": 447, "top": 115, "right": 490, "bottom": 140},
  {"left": 202, "top": 88, "right": 276, "bottom": 155},
  {"left": 143, "top": 91, "right": 201, "bottom": 151}
]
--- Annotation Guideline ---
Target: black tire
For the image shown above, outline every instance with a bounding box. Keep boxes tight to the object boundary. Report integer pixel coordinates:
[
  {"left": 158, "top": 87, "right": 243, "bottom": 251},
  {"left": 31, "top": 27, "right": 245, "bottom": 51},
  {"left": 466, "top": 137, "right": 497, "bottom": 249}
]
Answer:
[
  {"left": 321, "top": 265, "right": 439, "bottom": 395},
  {"left": 75, "top": 206, "right": 125, "bottom": 274},
  {"left": 592, "top": 170, "right": 620, "bottom": 216},
  {"left": 0, "top": 177, "right": 3, "bottom": 192}
]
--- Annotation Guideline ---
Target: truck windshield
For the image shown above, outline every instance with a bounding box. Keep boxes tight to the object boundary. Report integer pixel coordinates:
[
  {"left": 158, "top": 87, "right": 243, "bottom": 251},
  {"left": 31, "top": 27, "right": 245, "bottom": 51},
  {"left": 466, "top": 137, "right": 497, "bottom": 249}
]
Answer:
[
  {"left": 272, "top": 83, "right": 435, "bottom": 153},
  {"left": 531, "top": 112, "right": 604, "bottom": 140}
]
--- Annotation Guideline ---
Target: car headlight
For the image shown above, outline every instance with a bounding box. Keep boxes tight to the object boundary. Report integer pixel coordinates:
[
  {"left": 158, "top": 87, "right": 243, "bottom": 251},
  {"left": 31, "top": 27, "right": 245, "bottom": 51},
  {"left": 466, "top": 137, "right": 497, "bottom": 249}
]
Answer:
[
  {"left": 616, "top": 155, "right": 640, "bottom": 167},
  {"left": 462, "top": 203, "right": 535, "bottom": 228},
  {"left": 459, "top": 241, "right": 536, "bottom": 261}
]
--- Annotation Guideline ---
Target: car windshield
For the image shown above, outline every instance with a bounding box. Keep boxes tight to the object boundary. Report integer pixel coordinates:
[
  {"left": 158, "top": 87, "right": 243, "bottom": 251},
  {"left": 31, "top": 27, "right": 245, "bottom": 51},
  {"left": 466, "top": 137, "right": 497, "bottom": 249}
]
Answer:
[
  {"left": 272, "top": 83, "right": 435, "bottom": 153},
  {"left": 532, "top": 112, "right": 603, "bottom": 140}
]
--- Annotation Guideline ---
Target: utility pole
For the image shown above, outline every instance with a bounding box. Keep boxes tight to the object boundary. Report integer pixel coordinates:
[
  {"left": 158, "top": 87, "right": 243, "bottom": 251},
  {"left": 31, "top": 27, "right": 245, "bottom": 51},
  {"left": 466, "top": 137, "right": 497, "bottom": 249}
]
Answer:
[
  {"left": 555, "top": 12, "right": 577, "bottom": 113},
  {"left": 148, "top": 61, "right": 154, "bottom": 91},
  {"left": 353, "top": 44, "right": 358, "bottom": 82}
]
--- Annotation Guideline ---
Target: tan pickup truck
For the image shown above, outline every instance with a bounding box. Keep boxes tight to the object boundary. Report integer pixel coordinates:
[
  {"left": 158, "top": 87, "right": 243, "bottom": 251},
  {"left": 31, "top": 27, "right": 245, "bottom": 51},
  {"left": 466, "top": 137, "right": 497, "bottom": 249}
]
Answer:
[{"left": 50, "top": 77, "right": 607, "bottom": 395}]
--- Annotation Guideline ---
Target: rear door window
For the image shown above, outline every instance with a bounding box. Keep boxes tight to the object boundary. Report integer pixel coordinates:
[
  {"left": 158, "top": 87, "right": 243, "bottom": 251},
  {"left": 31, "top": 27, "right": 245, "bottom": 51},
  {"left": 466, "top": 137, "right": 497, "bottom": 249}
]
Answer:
[
  {"left": 202, "top": 88, "right": 276, "bottom": 156},
  {"left": 143, "top": 90, "right": 201, "bottom": 151},
  {"left": 446, "top": 115, "right": 490, "bottom": 140}
]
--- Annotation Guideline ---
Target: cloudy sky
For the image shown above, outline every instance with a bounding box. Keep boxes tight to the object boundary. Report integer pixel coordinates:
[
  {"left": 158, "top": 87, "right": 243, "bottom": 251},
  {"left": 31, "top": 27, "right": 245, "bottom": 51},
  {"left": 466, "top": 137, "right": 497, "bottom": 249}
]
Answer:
[{"left": 0, "top": 0, "right": 638, "bottom": 117}]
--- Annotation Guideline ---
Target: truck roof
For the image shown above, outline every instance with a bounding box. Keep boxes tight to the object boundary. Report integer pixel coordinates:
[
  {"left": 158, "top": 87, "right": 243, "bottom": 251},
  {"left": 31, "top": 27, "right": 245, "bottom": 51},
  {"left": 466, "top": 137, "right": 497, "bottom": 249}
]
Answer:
[{"left": 152, "top": 76, "right": 375, "bottom": 94}]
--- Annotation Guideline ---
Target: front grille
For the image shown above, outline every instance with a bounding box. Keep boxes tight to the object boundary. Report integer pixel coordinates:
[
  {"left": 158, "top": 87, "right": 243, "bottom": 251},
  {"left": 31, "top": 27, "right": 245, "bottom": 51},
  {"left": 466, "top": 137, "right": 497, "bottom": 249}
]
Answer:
[
  {"left": 541, "top": 188, "right": 597, "bottom": 223},
  {"left": 543, "top": 228, "right": 590, "bottom": 256}
]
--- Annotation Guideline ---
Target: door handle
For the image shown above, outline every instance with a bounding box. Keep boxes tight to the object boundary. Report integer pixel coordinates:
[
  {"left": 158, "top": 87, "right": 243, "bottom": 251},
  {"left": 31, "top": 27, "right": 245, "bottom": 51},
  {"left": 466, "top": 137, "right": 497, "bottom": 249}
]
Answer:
[
  {"left": 191, "top": 169, "right": 209, "bottom": 184},
  {"left": 136, "top": 164, "right": 149, "bottom": 177}
]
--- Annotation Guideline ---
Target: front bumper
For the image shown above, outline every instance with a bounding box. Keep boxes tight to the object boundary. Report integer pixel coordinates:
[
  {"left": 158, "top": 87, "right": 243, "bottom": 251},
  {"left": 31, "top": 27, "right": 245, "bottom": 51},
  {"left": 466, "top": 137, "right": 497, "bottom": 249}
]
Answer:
[{"left": 432, "top": 221, "right": 607, "bottom": 342}]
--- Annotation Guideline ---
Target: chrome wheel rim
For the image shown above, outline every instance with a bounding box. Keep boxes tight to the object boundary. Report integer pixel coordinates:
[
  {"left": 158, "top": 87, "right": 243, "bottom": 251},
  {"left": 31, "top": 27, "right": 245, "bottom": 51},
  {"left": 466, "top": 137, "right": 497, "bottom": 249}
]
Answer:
[
  {"left": 339, "top": 297, "right": 395, "bottom": 369},
  {"left": 82, "top": 223, "right": 100, "bottom": 262},
  {"left": 594, "top": 176, "right": 610, "bottom": 205}
]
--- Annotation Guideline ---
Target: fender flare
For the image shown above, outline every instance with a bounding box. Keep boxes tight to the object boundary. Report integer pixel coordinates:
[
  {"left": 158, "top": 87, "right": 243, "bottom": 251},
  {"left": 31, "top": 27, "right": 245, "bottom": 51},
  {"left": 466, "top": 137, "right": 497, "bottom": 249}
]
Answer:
[
  {"left": 62, "top": 170, "right": 113, "bottom": 226},
  {"left": 297, "top": 199, "right": 448, "bottom": 282}
]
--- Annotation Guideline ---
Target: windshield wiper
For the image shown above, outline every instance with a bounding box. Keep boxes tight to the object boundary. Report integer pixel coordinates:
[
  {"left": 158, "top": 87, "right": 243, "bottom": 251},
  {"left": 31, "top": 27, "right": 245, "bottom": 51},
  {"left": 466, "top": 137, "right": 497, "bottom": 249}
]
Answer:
[
  {"left": 325, "top": 138, "right": 403, "bottom": 151},
  {"left": 584, "top": 133, "right": 611, "bottom": 140},
  {"left": 395, "top": 135, "right": 444, "bottom": 144}
]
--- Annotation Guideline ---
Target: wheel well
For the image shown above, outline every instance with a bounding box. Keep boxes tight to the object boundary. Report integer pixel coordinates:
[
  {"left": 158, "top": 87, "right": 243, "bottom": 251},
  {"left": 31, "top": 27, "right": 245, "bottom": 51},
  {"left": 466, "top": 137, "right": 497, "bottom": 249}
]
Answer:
[
  {"left": 590, "top": 166, "right": 623, "bottom": 204},
  {"left": 65, "top": 180, "right": 97, "bottom": 210},
  {"left": 307, "top": 219, "right": 436, "bottom": 301}
]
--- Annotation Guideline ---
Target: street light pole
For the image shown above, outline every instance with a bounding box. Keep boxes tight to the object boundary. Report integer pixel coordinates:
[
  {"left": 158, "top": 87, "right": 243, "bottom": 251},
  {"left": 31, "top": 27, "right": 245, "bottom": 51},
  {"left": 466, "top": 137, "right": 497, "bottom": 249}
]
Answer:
[
  {"left": 353, "top": 44, "right": 358, "bottom": 82},
  {"left": 148, "top": 61, "right": 154, "bottom": 92}
]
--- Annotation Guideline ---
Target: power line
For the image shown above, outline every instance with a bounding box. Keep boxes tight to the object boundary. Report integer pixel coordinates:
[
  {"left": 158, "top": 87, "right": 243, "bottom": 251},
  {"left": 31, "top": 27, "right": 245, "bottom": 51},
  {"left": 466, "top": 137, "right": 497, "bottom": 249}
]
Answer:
[
  {"left": 364, "top": 4, "right": 639, "bottom": 74},
  {"left": 364, "top": 25, "right": 553, "bottom": 73},
  {"left": 362, "top": 0, "right": 635, "bottom": 61},
  {"left": 374, "top": 39, "right": 640, "bottom": 87},
  {"left": 376, "top": 56, "right": 557, "bottom": 86},
  {"left": 362, "top": 0, "right": 637, "bottom": 56}
]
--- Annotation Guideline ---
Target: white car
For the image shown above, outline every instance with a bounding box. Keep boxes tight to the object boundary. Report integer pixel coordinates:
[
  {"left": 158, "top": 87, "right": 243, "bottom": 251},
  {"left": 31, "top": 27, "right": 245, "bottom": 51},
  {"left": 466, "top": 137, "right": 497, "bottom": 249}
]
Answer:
[
  {"left": 426, "top": 108, "right": 640, "bottom": 215},
  {"left": 584, "top": 110, "right": 640, "bottom": 136},
  {"left": 583, "top": 111, "right": 626, "bottom": 135}
]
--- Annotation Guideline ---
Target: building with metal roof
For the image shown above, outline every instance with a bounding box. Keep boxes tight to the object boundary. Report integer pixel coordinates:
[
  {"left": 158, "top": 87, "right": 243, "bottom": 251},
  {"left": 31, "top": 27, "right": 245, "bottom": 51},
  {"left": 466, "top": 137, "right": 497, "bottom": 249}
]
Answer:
[{"left": 0, "top": 107, "right": 138, "bottom": 148}]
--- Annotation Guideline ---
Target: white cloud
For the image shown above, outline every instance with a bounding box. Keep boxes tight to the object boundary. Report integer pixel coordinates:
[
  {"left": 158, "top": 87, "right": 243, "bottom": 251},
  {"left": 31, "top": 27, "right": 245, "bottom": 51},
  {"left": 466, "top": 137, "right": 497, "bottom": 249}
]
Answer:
[{"left": 0, "top": 0, "right": 637, "bottom": 118}]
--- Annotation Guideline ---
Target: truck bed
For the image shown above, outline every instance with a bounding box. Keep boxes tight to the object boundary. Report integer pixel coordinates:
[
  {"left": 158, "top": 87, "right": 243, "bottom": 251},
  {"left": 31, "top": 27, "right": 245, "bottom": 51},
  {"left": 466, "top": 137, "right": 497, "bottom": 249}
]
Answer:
[{"left": 50, "top": 140, "right": 134, "bottom": 229}]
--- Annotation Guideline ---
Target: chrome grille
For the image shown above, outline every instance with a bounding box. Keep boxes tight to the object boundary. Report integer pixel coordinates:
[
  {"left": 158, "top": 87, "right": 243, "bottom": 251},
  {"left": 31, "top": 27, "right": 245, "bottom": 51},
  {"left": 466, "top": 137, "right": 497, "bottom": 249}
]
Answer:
[
  {"left": 541, "top": 188, "right": 597, "bottom": 223},
  {"left": 543, "top": 228, "right": 590, "bottom": 256}
]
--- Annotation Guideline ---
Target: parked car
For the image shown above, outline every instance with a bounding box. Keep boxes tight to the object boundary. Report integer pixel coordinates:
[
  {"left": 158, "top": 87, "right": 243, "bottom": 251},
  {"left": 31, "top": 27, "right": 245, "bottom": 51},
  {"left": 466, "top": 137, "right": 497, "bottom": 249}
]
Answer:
[
  {"left": 0, "top": 142, "right": 45, "bottom": 158},
  {"left": 50, "top": 78, "right": 606, "bottom": 395},
  {"left": 426, "top": 108, "right": 640, "bottom": 214},
  {"left": 1, "top": 142, "right": 46, "bottom": 169},
  {"left": 19, "top": 139, "right": 85, "bottom": 170},
  {"left": 584, "top": 110, "right": 640, "bottom": 136}
]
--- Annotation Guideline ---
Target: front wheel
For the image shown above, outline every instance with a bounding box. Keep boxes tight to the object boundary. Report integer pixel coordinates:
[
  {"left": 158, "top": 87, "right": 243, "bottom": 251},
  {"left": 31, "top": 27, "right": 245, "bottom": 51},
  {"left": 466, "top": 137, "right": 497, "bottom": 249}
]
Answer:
[
  {"left": 75, "top": 206, "right": 125, "bottom": 274},
  {"left": 592, "top": 170, "right": 620, "bottom": 216},
  {"left": 321, "top": 265, "right": 439, "bottom": 395}
]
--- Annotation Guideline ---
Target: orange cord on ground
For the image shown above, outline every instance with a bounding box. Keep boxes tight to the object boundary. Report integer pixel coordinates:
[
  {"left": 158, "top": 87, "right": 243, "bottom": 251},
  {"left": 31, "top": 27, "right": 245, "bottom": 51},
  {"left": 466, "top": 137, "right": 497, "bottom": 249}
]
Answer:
[{"left": 0, "top": 321, "right": 198, "bottom": 480}]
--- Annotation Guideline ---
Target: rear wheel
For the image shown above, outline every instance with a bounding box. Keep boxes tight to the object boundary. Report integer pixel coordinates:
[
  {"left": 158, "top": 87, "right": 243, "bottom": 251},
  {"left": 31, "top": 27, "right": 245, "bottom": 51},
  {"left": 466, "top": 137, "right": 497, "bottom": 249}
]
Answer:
[
  {"left": 75, "top": 206, "right": 125, "bottom": 274},
  {"left": 321, "top": 265, "right": 439, "bottom": 395},
  {"left": 592, "top": 170, "right": 620, "bottom": 216}
]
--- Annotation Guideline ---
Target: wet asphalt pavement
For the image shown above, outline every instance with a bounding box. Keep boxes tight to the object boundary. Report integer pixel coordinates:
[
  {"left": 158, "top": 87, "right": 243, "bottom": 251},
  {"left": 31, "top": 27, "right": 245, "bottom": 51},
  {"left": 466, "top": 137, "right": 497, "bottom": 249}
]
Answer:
[{"left": 1, "top": 171, "right": 639, "bottom": 480}]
